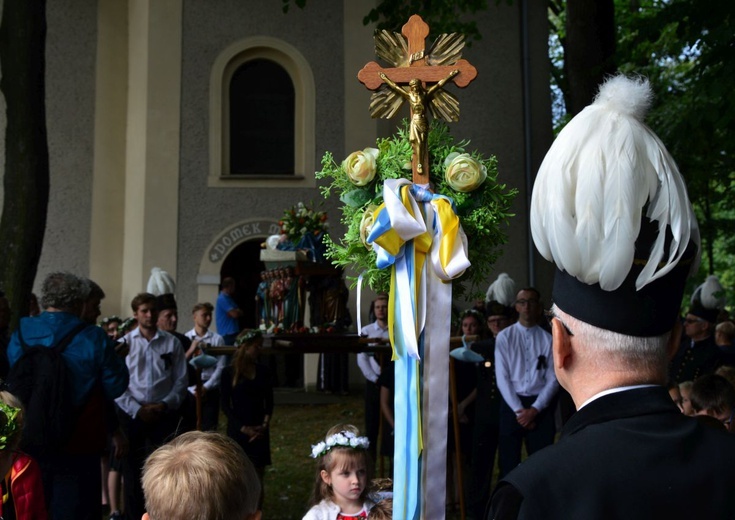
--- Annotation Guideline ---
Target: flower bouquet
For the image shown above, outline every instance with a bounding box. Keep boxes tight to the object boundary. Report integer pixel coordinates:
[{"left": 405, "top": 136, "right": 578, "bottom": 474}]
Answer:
[
  {"left": 316, "top": 120, "right": 516, "bottom": 298},
  {"left": 277, "top": 202, "right": 329, "bottom": 262}
]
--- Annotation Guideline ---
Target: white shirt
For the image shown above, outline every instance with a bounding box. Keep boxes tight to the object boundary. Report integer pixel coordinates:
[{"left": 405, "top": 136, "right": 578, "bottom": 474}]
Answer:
[
  {"left": 494, "top": 321, "right": 559, "bottom": 412},
  {"left": 184, "top": 328, "right": 227, "bottom": 393},
  {"left": 115, "top": 327, "right": 188, "bottom": 418},
  {"left": 358, "top": 321, "right": 389, "bottom": 383}
]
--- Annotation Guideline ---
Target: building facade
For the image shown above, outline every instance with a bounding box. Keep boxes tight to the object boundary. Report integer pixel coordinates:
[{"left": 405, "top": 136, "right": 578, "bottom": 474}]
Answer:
[{"left": 0, "top": 0, "right": 555, "bottom": 328}]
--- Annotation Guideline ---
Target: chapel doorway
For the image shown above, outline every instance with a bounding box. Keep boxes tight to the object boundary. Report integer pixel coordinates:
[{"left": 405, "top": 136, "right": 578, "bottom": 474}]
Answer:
[
  {"left": 219, "top": 239, "right": 303, "bottom": 387},
  {"left": 220, "top": 239, "right": 264, "bottom": 330}
]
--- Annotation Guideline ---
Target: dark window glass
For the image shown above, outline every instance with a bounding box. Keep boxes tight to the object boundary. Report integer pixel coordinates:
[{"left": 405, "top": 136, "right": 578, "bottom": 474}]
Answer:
[{"left": 229, "top": 59, "right": 295, "bottom": 175}]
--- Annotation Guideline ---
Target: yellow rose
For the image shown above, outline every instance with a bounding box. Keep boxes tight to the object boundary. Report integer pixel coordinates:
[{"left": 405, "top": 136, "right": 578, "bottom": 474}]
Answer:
[
  {"left": 359, "top": 205, "right": 378, "bottom": 249},
  {"left": 342, "top": 148, "right": 379, "bottom": 186},
  {"left": 444, "top": 152, "right": 487, "bottom": 192}
]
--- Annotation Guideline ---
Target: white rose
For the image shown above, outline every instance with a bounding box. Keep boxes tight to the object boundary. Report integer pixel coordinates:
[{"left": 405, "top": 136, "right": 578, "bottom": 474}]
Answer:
[
  {"left": 342, "top": 148, "right": 379, "bottom": 186},
  {"left": 311, "top": 442, "right": 326, "bottom": 458},
  {"left": 444, "top": 152, "right": 487, "bottom": 192},
  {"left": 359, "top": 205, "right": 378, "bottom": 249}
]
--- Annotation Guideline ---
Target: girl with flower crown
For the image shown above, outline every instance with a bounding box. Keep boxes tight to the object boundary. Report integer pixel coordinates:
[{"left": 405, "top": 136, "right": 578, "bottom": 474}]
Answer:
[
  {"left": 220, "top": 329, "right": 273, "bottom": 510},
  {"left": 0, "top": 389, "right": 47, "bottom": 519},
  {"left": 303, "top": 424, "right": 375, "bottom": 520}
]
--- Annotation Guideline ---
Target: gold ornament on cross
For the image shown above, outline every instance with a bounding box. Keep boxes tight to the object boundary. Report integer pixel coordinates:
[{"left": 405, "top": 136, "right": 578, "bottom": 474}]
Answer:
[{"left": 358, "top": 14, "right": 478, "bottom": 184}]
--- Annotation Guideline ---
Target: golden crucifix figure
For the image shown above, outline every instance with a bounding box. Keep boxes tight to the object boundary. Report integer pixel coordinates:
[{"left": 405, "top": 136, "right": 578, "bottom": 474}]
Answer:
[
  {"left": 358, "top": 14, "right": 477, "bottom": 184},
  {"left": 379, "top": 70, "right": 459, "bottom": 173}
]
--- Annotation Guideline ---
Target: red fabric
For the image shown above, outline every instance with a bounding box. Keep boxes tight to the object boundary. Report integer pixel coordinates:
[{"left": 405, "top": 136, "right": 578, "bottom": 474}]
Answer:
[
  {"left": 336, "top": 512, "right": 367, "bottom": 519},
  {"left": 0, "top": 453, "right": 48, "bottom": 520}
]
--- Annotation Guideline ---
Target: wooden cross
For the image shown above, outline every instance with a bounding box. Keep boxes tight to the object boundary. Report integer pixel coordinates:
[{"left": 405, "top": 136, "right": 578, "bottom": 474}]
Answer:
[{"left": 358, "top": 14, "right": 478, "bottom": 185}]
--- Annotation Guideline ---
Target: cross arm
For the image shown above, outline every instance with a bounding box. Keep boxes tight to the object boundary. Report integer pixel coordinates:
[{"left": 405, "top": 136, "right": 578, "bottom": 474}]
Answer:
[{"left": 358, "top": 61, "right": 478, "bottom": 91}]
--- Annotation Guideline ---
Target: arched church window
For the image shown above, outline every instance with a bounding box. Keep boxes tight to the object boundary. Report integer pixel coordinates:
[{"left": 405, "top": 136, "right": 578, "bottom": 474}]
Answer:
[
  {"left": 209, "top": 37, "right": 316, "bottom": 188},
  {"left": 229, "top": 59, "right": 295, "bottom": 175}
]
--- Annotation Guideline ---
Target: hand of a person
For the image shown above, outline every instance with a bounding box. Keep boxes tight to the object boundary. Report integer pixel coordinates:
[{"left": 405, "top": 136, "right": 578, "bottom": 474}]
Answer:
[
  {"left": 241, "top": 425, "right": 262, "bottom": 442},
  {"left": 185, "top": 339, "right": 201, "bottom": 359},
  {"left": 137, "top": 404, "right": 157, "bottom": 423},
  {"left": 138, "top": 403, "right": 165, "bottom": 423},
  {"left": 114, "top": 340, "right": 129, "bottom": 358},
  {"left": 516, "top": 407, "right": 539, "bottom": 428}
]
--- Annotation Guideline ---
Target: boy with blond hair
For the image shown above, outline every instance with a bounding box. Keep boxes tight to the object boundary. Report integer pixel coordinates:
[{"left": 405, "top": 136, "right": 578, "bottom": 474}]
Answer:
[{"left": 142, "top": 431, "right": 261, "bottom": 520}]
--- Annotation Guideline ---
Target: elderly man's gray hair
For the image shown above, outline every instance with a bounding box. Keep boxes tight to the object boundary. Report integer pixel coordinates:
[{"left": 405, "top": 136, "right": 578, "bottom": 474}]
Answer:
[{"left": 40, "top": 272, "right": 88, "bottom": 311}]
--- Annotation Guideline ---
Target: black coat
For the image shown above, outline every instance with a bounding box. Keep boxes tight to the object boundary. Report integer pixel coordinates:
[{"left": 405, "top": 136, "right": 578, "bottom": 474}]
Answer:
[
  {"left": 489, "top": 386, "right": 735, "bottom": 520},
  {"left": 669, "top": 334, "right": 722, "bottom": 383}
]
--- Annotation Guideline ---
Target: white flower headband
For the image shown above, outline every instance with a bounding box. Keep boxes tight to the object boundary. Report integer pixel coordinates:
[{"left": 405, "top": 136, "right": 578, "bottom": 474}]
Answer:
[{"left": 310, "top": 430, "right": 370, "bottom": 458}]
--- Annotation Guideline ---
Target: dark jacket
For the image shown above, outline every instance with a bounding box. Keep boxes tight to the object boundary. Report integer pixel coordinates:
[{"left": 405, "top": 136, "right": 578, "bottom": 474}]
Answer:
[{"left": 490, "top": 386, "right": 735, "bottom": 519}]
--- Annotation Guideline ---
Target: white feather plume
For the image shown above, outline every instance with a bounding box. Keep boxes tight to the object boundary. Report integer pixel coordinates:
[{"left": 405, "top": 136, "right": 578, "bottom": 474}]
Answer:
[
  {"left": 691, "top": 275, "right": 726, "bottom": 310},
  {"left": 531, "top": 75, "right": 700, "bottom": 291},
  {"left": 485, "top": 273, "right": 517, "bottom": 306},
  {"left": 146, "top": 267, "right": 176, "bottom": 296}
]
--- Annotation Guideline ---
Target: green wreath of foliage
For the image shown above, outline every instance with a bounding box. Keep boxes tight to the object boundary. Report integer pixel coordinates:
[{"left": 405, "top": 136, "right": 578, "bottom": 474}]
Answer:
[{"left": 316, "top": 120, "right": 517, "bottom": 299}]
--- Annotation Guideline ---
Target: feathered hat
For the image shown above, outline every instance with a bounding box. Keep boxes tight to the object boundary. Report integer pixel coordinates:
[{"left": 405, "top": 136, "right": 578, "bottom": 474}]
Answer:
[
  {"left": 531, "top": 75, "right": 700, "bottom": 336},
  {"left": 689, "top": 275, "right": 725, "bottom": 323},
  {"left": 485, "top": 273, "right": 517, "bottom": 318},
  {"left": 146, "top": 267, "right": 178, "bottom": 311}
]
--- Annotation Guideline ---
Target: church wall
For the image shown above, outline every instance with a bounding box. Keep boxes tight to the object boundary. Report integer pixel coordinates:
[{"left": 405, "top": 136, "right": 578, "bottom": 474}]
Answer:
[
  {"left": 176, "top": 0, "right": 347, "bottom": 316},
  {"left": 453, "top": 1, "right": 555, "bottom": 299},
  {"left": 471, "top": 1, "right": 554, "bottom": 301},
  {"left": 36, "top": 0, "right": 99, "bottom": 281}
]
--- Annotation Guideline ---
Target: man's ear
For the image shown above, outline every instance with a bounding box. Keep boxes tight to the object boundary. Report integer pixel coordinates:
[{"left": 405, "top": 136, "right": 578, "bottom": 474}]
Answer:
[
  {"left": 245, "top": 511, "right": 262, "bottom": 520},
  {"left": 142, "top": 514, "right": 150, "bottom": 520},
  {"left": 551, "top": 317, "right": 573, "bottom": 371},
  {"left": 667, "top": 320, "right": 683, "bottom": 361}
]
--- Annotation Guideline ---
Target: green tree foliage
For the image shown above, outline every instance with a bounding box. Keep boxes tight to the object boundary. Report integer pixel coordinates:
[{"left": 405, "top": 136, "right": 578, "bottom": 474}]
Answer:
[
  {"left": 550, "top": 0, "right": 734, "bottom": 310},
  {"left": 614, "top": 0, "right": 735, "bottom": 308}
]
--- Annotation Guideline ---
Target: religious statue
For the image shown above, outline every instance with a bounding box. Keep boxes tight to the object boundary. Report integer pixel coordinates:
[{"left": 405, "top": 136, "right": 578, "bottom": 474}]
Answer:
[{"left": 379, "top": 70, "right": 459, "bottom": 173}]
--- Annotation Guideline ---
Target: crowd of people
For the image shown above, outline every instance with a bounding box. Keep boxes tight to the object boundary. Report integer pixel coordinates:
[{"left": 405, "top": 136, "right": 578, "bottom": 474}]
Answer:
[
  {"left": 0, "top": 271, "right": 276, "bottom": 520},
  {"left": 1, "top": 73, "right": 735, "bottom": 520}
]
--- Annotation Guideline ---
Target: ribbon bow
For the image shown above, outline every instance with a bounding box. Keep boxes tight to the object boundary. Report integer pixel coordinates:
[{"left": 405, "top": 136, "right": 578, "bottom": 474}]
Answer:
[
  {"left": 368, "top": 178, "right": 470, "bottom": 360},
  {"left": 366, "top": 178, "right": 470, "bottom": 520}
]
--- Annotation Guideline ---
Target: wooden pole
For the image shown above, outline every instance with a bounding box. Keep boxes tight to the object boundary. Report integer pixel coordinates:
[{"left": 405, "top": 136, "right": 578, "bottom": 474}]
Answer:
[{"left": 448, "top": 357, "right": 466, "bottom": 519}]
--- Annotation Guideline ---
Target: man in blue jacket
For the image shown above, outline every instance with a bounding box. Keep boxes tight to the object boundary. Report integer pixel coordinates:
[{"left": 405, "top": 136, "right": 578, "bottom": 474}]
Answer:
[{"left": 7, "top": 272, "right": 129, "bottom": 520}]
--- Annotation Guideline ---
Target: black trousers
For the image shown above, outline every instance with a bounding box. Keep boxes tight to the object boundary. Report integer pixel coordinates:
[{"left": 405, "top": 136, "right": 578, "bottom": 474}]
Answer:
[
  {"left": 37, "top": 452, "right": 100, "bottom": 520},
  {"left": 318, "top": 353, "right": 349, "bottom": 393},
  {"left": 117, "top": 406, "right": 181, "bottom": 520},
  {"left": 497, "top": 395, "right": 555, "bottom": 479},
  {"left": 469, "top": 421, "right": 500, "bottom": 519},
  {"left": 364, "top": 380, "right": 381, "bottom": 460}
]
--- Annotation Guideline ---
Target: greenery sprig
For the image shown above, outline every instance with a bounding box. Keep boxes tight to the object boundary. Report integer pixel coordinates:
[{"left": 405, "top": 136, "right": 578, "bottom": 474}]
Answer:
[
  {"left": 316, "top": 120, "right": 516, "bottom": 299},
  {"left": 0, "top": 402, "right": 21, "bottom": 451}
]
